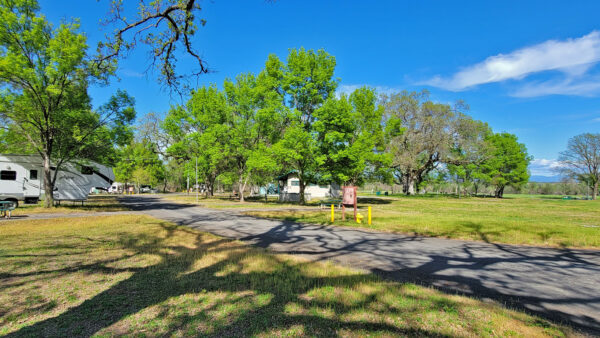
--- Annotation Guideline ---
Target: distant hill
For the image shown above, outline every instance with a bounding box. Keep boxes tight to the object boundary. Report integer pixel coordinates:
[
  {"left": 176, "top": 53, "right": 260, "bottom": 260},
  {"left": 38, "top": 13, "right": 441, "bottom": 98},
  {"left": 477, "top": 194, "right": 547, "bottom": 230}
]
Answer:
[{"left": 530, "top": 175, "right": 562, "bottom": 183}]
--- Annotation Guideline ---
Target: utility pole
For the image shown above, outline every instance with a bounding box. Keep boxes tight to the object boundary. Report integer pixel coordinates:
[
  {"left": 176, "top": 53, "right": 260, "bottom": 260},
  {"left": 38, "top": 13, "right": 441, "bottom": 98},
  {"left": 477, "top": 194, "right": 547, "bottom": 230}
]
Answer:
[
  {"left": 195, "top": 157, "right": 198, "bottom": 203},
  {"left": 186, "top": 176, "right": 189, "bottom": 196}
]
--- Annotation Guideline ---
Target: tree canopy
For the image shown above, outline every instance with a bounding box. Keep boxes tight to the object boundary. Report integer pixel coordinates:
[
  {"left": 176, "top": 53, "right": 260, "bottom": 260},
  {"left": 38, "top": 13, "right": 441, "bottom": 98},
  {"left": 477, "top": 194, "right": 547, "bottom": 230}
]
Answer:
[
  {"left": 478, "top": 133, "right": 531, "bottom": 198},
  {"left": 0, "top": 0, "right": 135, "bottom": 206},
  {"left": 558, "top": 133, "right": 600, "bottom": 199}
]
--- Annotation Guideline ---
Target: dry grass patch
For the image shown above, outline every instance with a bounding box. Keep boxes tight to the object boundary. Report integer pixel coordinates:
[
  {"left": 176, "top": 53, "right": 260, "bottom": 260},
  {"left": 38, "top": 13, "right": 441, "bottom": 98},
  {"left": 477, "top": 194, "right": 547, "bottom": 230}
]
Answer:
[{"left": 0, "top": 215, "right": 575, "bottom": 336}]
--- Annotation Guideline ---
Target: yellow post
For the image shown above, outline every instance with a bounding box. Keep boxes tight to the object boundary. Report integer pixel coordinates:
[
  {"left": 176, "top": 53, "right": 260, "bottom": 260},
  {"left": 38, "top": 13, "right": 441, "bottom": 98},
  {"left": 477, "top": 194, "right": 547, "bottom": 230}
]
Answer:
[
  {"left": 368, "top": 206, "right": 372, "bottom": 225},
  {"left": 331, "top": 204, "right": 335, "bottom": 222}
]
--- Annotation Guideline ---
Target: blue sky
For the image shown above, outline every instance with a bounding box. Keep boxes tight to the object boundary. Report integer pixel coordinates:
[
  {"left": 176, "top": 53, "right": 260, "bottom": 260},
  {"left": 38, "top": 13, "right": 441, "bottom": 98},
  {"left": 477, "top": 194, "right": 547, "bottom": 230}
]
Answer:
[{"left": 39, "top": 0, "right": 600, "bottom": 177}]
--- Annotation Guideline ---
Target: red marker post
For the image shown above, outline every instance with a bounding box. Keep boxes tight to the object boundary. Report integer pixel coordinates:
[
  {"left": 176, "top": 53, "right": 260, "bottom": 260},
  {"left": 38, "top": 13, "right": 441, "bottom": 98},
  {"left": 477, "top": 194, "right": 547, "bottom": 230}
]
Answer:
[{"left": 342, "top": 186, "right": 358, "bottom": 221}]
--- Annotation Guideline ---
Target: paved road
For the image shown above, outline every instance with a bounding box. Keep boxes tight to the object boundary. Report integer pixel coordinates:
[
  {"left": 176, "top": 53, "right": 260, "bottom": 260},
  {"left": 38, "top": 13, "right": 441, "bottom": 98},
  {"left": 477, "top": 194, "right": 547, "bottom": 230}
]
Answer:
[{"left": 120, "top": 196, "right": 600, "bottom": 334}]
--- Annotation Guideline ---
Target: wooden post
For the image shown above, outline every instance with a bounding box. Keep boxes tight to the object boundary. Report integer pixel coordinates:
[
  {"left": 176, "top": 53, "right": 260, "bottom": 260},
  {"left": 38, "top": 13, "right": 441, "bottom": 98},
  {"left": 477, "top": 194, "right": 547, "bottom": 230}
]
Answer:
[
  {"left": 331, "top": 204, "right": 334, "bottom": 222},
  {"left": 353, "top": 186, "right": 357, "bottom": 221}
]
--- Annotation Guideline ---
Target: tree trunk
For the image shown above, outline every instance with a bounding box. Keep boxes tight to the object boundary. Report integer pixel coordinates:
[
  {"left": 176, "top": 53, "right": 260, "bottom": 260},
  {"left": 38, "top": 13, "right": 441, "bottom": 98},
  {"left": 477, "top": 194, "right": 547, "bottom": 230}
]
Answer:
[
  {"left": 593, "top": 181, "right": 598, "bottom": 200},
  {"left": 42, "top": 155, "right": 54, "bottom": 208},
  {"left": 404, "top": 175, "right": 415, "bottom": 195},
  {"left": 239, "top": 177, "right": 246, "bottom": 203},
  {"left": 495, "top": 185, "right": 505, "bottom": 198},
  {"left": 299, "top": 179, "right": 306, "bottom": 205},
  {"left": 205, "top": 175, "right": 215, "bottom": 197}
]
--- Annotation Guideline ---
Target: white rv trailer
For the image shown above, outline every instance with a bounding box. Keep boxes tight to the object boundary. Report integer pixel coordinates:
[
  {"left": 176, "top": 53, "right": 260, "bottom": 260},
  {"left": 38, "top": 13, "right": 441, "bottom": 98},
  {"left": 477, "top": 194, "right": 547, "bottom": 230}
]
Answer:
[{"left": 0, "top": 154, "right": 115, "bottom": 206}]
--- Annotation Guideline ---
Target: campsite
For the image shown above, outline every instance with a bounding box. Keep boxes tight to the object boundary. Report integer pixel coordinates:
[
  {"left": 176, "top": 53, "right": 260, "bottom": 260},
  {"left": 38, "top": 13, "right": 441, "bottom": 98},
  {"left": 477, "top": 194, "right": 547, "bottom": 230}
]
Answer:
[{"left": 1, "top": 1, "right": 600, "bottom": 337}]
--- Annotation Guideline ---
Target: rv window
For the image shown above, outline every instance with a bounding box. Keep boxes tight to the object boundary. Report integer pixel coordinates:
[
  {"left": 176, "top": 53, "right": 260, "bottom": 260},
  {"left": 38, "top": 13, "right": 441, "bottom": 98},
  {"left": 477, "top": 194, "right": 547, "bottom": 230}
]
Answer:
[
  {"left": 81, "top": 166, "right": 93, "bottom": 175},
  {"left": 0, "top": 170, "right": 16, "bottom": 181},
  {"left": 30, "top": 170, "right": 38, "bottom": 180},
  {"left": 291, "top": 180, "right": 300, "bottom": 186}
]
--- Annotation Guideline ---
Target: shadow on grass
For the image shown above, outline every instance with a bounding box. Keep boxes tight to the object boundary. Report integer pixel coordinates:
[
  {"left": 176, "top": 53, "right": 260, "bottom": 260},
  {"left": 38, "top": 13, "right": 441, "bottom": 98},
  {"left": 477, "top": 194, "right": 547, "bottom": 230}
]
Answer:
[
  {"left": 356, "top": 197, "right": 392, "bottom": 205},
  {"left": 3, "top": 223, "right": 455, "bottom": 337},
  {"left": 460, "top": 222, "right": 502, "bottom": 243}
]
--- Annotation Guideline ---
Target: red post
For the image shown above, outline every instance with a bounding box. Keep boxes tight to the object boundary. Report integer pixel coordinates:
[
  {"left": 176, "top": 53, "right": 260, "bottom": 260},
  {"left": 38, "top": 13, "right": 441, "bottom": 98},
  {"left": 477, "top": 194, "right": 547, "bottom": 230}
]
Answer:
[
  {"left": 342, "top": 186, "right": 357, "bottom": 222},
  {"left": 353, "top": 186, "right": 357, "bottom": 221}
]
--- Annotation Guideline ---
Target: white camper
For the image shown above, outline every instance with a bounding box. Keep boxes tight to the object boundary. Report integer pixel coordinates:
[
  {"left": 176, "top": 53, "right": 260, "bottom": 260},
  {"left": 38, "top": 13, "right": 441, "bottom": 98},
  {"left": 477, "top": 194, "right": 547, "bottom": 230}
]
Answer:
[
  {"left": 108, "top": 182, "right": 124, "bottom": 194},
  {"left": 0, "top": 154, "right": 115, "bottom": 206}
]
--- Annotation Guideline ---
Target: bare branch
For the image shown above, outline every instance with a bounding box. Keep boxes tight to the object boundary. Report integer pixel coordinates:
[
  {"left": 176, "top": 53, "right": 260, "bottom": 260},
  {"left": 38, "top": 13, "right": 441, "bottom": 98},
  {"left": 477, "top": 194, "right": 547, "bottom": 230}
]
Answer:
[{"left": 95, "top": 0, "right": 208, "bottom": 92}]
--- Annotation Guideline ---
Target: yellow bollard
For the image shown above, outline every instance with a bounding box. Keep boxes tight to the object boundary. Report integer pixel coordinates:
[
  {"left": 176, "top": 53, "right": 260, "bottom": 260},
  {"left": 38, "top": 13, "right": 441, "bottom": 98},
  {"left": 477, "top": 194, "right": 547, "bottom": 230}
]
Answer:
[
  {"left": 331, "top": 204, "right": 334, "bottom": 222},
  {"left": 368, "top": 206, "right": 372, "bottom": 225}
]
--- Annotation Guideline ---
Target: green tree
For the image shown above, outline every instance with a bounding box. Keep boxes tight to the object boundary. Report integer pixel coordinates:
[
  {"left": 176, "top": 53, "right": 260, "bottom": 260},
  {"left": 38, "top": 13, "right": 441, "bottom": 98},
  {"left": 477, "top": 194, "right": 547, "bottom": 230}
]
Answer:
[
  {"left": 479, "top": 133, "right": 531, "bottom": 198},
  {"left": 114, "top": 140, "right": 165, "bottom": 192},
  {"left": 314, "top": 87, "right": 387, "bottom": 186},
  {"left": 558, "top": 133, "right": 600, "bottom": 199},
  {"left": 223, "top": 73, "right": 283, "bottom": 202},
  {"left": 163, "top": 87, "right": 230, "bottom": 196},
  {"left": 269, "top": 48, "right": 338, "bottom": 204},
  {"left": 131, "top": 167, "right": 152, "bottom": 191},
  {"left": 0, "top": 0, "right": 132, "bottom": 207},
  {"left": 446, "top": 117, "right": 493, "bottom": 196}
]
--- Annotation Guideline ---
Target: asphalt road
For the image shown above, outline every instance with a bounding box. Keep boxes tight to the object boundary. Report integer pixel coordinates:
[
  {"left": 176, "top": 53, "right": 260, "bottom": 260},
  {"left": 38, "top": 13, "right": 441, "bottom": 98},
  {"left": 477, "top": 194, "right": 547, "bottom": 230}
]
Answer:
[{"left": 121, "top": 195, "right": 600, "bottom": 334}]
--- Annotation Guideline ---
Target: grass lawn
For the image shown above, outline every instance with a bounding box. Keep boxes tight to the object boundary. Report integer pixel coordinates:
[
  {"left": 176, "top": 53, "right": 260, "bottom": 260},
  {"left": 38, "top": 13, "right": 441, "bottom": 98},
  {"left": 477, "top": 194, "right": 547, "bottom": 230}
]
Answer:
[
  {"left": 10, "top": 195, "right": 128, "bottom": 215},
  {"left": 246, "top": 194, "right": 600, "bottom": 249},
  {"left": 161, "top": 193, "right": 315, "bottom": 210},
  {"left": 0, "top": 215, "right": 573, "bottom": 336}
]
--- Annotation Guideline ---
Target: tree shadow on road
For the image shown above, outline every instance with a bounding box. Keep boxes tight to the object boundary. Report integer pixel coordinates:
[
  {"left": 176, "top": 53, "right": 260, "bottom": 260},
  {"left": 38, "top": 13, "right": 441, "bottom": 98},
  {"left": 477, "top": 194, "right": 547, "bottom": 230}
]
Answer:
[{"left": 233, "top": 216, "right": 600, "bottom": 336}]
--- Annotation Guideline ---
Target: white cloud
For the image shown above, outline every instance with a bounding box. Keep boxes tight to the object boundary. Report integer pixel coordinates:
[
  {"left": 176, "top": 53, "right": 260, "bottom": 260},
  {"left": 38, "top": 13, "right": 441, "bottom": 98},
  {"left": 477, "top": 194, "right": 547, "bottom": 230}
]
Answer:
[
  {"left": 120, "top": 69, "right": 145, "bottom": 78},
  {"left": 336, "top": 84, "right": 401, "bottom": 97},
  {"left": 511, "top": 77, "right": 600, "bottom": 97},
  {"left": 529, "top": 158, "right": 565, "bottom": 176},
  {"left": 425, "top": 31, "right": 600, "bottom": 92}
]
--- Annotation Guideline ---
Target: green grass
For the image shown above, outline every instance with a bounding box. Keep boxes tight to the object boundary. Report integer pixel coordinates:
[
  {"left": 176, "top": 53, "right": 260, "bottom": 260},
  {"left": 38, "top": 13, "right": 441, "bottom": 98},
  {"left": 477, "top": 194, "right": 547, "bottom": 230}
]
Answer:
[
  {"left": 0, "top": 215, "right": 573, "bottom": 336},
  {"left": 11, "top": 195, "right": 128, "bottom": 215},
  {"left": 246, "top": 194, "right": 600, "bottom": 249},
  {"left": 161, "top": 193, "right": 316, "bottom": 210}
]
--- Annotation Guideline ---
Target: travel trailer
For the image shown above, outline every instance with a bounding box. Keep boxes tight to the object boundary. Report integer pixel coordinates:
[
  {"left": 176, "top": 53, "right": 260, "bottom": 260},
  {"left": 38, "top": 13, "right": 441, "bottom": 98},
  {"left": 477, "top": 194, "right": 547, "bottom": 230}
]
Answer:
[
  {"left": 276, "top": 170, "right": 340, "bottom": 202},
  {"left": 0, "top": 154, "right": 115, "bottom": 206},
  {"left": 108, "top": 182, "right": 124, "bottom": 194}
]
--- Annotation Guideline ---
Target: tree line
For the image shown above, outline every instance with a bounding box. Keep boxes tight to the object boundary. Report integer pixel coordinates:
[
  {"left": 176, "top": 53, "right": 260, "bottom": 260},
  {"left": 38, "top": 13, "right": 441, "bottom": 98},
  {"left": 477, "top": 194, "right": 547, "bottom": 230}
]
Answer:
[{"left": 114, "top": 48, "right": 532, "bottom": 203}]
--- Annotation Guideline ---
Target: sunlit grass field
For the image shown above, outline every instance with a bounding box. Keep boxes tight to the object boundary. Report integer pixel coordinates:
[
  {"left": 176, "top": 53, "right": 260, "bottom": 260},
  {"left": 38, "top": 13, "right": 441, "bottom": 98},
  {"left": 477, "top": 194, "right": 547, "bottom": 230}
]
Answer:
[
  {"left": 246, "top": 194, "right": 600, "bottom": 249},
  {"left": 161, "top": 193, "right": 315, "bottom": 210},
  {"left": 10, "top": 195, "right": 128, "bottom": 215},
  {"left": 0, "top": 215, "right": 573, "bottom": 336}
]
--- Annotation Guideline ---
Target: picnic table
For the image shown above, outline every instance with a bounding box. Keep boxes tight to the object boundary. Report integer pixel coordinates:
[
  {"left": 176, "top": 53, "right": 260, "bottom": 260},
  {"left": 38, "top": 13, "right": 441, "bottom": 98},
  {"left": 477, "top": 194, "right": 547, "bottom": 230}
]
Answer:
[
  {"left": 0, "top": 200, "right": 17, "bottom": 219},
  {"left": 320, "top": 199, "right": 342, "bottom": 210}
]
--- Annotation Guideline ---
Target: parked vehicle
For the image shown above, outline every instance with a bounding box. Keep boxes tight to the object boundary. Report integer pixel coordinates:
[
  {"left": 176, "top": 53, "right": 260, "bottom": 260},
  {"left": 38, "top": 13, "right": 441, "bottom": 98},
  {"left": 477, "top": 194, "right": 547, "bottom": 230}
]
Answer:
[
  {"left": 0, "top": 154, "right": 115, "bottom": 206},
  {"left": 108, "top": 182, "right": 124, "bottom": 194}
]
